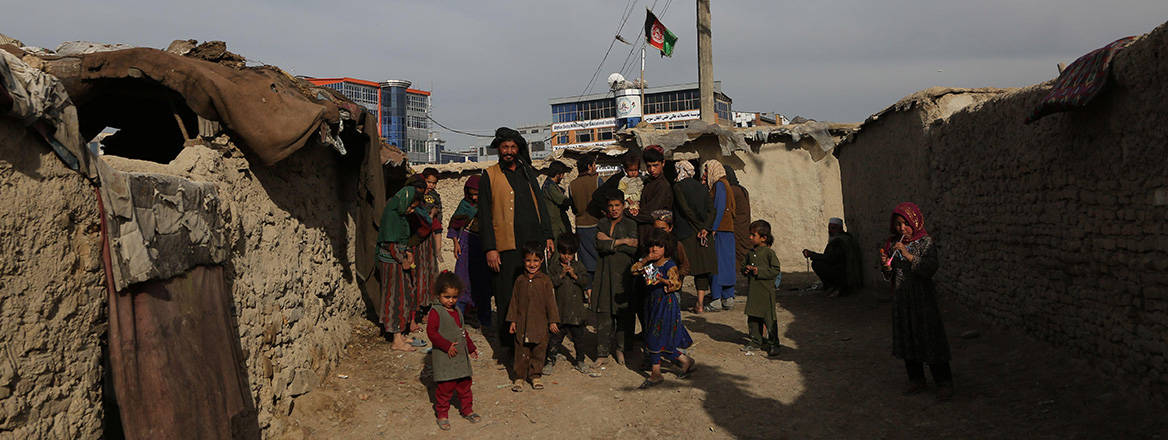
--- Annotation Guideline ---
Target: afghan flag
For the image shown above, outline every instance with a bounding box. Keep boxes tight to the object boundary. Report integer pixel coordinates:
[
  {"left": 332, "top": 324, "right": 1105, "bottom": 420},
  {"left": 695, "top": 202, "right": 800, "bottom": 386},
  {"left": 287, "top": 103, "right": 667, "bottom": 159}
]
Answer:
[{"left": 644, "top": 9, "right": 677, "bottom": 57}]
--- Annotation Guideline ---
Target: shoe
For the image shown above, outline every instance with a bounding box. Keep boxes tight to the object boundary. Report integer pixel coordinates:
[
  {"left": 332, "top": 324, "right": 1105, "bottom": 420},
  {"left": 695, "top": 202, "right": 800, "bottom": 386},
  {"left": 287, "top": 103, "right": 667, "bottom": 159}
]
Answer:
[
  {"left": 511, "top": 379, "right": 525, "bottom": 392},
  {"left": 637, "top": 378, "right": 664, "bottom": 389},
  {"left": 766, "top": 344, "right": 781, "bottom": 357},
  {"left": 542, "top": 362, "right": 555, "bottom": 376},
  {"left": 721, "top": 298, "right": 734, "bottom": 310},
  {"left": 903, "top": 381, "right": 927, "bottom": 395},
  {"left": 531, "top": 377, "right": 544, "bottom": 390},
  {"left": 436, "top": 418, "right": 451, "bottom": 431},
  {"left": 462, "top": 413, "right": 482, "bottom": 423},
  {"left": 702, "top": 304, "right": 721, "bottom": 313},
  {"left": 740, "top": 344, "right": 760, "bottom": 352},
  {"left": 408, "top": 337, "right": 428, "bottom": 347},
  {"left": 936, "top": 384, "right": 954, "bottom": 401}
]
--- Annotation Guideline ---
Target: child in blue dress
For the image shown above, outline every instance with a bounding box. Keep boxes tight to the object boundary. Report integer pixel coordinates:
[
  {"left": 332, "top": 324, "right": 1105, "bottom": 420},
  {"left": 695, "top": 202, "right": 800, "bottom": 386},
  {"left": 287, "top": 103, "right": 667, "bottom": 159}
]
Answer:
[{"left": 631, "top": 229, "right": 697, "bottom": 388}]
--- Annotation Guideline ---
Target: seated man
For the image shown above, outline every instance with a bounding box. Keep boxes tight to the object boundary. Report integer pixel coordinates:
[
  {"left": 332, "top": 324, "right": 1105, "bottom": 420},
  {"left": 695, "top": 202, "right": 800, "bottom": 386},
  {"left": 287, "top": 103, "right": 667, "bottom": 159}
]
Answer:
[{"left": 802, "top": 218, "right": 862, "bottom": 296}]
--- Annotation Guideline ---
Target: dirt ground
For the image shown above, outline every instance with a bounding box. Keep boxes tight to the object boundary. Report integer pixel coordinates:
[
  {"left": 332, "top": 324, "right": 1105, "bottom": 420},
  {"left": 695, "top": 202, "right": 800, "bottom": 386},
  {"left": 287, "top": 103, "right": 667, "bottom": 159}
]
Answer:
[{"left": 279, "top": 274, "right": 1167, "bottom": 439}]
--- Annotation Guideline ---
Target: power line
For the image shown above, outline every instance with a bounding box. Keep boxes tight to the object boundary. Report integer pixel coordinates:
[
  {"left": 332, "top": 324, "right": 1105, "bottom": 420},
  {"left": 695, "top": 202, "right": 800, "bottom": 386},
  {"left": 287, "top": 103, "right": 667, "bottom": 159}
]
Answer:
[
  {"left": 426, "top": 114, "right": 494, "bottom": 138},
  {"left": 569, "top": 0, "right": 639, "bottom": 104}
]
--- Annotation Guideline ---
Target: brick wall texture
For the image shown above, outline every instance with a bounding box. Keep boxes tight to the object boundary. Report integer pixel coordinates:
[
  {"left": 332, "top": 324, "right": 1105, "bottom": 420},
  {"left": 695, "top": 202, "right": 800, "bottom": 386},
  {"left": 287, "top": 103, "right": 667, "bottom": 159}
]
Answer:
[{"left": 837, "top": 23, "right": 1168, "bottom": 400}]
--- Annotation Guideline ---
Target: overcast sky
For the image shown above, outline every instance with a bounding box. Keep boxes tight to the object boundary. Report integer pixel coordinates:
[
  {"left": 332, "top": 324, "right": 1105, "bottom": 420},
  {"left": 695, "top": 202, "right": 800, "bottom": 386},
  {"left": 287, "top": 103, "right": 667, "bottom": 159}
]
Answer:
[{"left": 5, "top": 1, "right": 1167, "bottom": 149}]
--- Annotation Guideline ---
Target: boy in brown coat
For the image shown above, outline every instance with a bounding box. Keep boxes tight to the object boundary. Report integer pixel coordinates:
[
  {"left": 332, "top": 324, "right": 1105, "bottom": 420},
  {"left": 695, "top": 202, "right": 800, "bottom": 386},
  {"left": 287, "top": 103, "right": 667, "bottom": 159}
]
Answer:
[{"left": 507, "top": 241, "right": 561, "bottom": 391}]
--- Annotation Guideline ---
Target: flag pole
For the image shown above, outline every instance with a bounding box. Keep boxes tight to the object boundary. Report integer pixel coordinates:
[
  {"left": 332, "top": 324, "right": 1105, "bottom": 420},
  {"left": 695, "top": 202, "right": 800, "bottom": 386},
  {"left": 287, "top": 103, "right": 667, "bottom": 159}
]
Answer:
[{"left": 640, "top": 46, "right": 646, "bottom": 122}]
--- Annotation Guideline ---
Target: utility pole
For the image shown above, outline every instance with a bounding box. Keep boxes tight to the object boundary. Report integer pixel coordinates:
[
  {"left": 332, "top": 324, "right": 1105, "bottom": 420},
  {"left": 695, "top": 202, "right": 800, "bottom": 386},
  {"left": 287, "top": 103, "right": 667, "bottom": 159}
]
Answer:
[{"left": 697, "top": 0, "right": 715, "bottom": 124}]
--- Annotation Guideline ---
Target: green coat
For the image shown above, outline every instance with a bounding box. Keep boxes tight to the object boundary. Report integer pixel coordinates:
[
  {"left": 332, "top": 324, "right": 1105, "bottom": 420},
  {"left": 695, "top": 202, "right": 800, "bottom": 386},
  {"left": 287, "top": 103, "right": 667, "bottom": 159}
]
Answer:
[
  {"left": 743, "top": 245, "right": 781, "bottom": 321},
  {"left": 548, "top": 259, "right": 591, "bottom": 326},
  {"left": 377, "top": 186, "right": 416, "bottom": 262},
  {"left": 541, "top": 178, "right": 572, "bottom": 240},
  {"left": 594, "top": 216, "right": 638, "bottom": 314}
]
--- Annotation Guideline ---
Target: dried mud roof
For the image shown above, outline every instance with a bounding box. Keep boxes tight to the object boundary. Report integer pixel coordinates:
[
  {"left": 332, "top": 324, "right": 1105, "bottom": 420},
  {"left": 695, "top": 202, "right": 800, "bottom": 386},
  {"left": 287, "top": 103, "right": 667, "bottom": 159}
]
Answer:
[
  {"left": 2, "top": 37, "right": 405, "bottom": 166},
  {"left": 835, "top": 87, "right": 1014, "bottom": 155},
  {"left": 620, "top": 118, "right": 859, "bottom": 162}
]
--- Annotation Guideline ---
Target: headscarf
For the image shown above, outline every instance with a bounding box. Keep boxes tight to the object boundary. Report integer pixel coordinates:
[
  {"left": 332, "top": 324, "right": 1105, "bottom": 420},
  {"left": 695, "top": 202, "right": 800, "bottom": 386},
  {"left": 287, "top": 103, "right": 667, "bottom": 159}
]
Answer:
[
  {"left": 651, "top": 209, "right": 674, "bottom": 225},
  {"left": 489, "top": 127, "right": 530, "bottom": 165},
  {"left": 723, "top": 163, "right": 740, "bottom": 186},
  {"left": 675, "top": 160, "right": 695, "bottom": 182},
  {"left": 448, "top": 175, "right": 481, "bottom": 231},
  {"left": 883, "top": 202, "right": 929, "bottom": 253},
  {"left": 702, "top": 160, "right": 726, "bottom": 190}
]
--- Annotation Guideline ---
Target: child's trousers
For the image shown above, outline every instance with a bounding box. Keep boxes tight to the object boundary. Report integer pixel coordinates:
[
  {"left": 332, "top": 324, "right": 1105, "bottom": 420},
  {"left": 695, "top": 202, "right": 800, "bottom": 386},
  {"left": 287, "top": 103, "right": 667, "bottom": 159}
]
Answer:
[
  {"left": 549, "top": 324, "right": 586, "bottom": 363},
  {"left": 747, "top": 316, "right": 779, "bottom": 348},
  {"left": 434, "top": 377, "right": 473, "bottom": 419},
  {"left": 514, "top": 340, "right": 548, "bottom": 380}
]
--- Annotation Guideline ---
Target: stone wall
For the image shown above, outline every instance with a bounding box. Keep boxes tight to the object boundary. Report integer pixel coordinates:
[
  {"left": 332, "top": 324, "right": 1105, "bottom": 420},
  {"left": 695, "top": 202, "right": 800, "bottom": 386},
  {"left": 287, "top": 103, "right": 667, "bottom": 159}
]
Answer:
[
  {"left": 0, "top": 119, "right": 106, "bottom": 438},
  {"left": 102, "top": 136, "right": 365, "bottom": 434},
  {"left": 836, "top": 23, "right": 1168, "bottom": 399}
]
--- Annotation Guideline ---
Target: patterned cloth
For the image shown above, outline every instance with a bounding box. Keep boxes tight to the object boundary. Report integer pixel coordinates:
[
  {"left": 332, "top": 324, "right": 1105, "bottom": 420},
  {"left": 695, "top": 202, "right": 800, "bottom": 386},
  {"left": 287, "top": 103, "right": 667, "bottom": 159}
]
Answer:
[
  {"left": 378, "top": 246, "right": 415, "bottom": 333},
  {"left": 641, "top": 259, "right": 692, "bottom": 365},
  {"left": 1025, "top": 36, "right": 1139, "bottom": 123}
]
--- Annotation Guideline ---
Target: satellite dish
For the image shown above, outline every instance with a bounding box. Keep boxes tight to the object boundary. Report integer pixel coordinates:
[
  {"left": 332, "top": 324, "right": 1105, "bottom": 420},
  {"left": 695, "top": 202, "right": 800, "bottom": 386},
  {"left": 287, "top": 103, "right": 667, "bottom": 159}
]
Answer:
[{"left": 607, "top": 73, "right": 626, "bottom": 88}]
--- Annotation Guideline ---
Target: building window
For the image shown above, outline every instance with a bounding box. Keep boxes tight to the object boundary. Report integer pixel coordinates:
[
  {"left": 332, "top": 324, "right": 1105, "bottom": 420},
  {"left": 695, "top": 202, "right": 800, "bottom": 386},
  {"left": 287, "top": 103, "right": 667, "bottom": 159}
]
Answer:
[
  {"left": 646, "top": 89, "right": 699, "bottom": 114},
  {"left": 715, "top": 98, "right": 732, "bottom": 122},
  {"left": 407, "top": 93, "right": 429, "bottom": 113},
  {"left": 530, "top": 128, "right": 539, "bottom": 133},
  {"left": 407, "top": 115, "right": 428, "bottom": 129},
  {"left": 530, "top": 141, "right": 545, "bottom": 152},
  {"left": 598, "top": 127, "right": 614, "bottom": 140},
  {"left": 575, "top": 130, "right": 592, "bottom": 143},
  {"left": 557, "top": 133, "right": 569, "bottom": 144}
]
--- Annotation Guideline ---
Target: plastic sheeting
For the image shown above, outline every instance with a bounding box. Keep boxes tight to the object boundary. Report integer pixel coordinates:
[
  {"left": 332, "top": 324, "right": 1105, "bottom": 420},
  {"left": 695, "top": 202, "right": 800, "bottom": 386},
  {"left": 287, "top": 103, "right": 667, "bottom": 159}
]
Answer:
[{"left": 0, "top": 49, "right": 91, "bottom": 176}]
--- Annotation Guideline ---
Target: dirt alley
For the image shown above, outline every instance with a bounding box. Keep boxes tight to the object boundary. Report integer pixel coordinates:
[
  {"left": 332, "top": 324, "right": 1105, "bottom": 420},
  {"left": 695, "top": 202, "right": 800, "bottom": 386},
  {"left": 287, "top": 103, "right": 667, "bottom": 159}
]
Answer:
[{"left": 281, "top": 275, "right": 1167, "bottom": 439}]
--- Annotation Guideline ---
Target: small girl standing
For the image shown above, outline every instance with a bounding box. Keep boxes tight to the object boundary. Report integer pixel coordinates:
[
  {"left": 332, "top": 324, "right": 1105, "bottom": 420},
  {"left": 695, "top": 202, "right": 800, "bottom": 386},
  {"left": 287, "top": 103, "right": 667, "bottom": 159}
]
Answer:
[
  {"left": 507, "top": 242, "right": 561, "bottom": 391},
  {"left": 632, "top": 230, "right": 696, "bottom": 388},
  {"left": 426, "top": 272, "right": 483, "bottom": 430},
  {"left": 880, "top": 202, "right": 953, "bottom": 401},
  {"left": 743, "top": 220, "right": 782, "bottom": 357}
]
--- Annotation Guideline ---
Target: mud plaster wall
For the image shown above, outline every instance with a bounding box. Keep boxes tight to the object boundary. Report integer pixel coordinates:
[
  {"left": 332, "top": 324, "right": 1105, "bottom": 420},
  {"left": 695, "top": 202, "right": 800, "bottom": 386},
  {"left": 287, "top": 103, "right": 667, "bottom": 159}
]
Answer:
[
  {"left": 837, "top": 24, "right": 1168, "bottom": 399},
  {"left": 429, "top": 144, "right": 845, "bottom": 276},
  {"left": 0, "top": 119, "right": 106, "bottom": 439},
  {"left": 100, "top": 136, "right": 365, "bottom": 435}
]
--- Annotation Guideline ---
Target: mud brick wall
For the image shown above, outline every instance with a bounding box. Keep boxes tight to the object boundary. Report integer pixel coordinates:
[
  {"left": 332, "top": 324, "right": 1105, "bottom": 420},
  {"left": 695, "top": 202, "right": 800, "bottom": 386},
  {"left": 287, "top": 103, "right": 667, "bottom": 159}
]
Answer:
[
  {"left": 0, "top": 120, "right": 106, "bottom": 438},
  {"left": 838, "top": 23, "right": 1168, "bottom": 399},
  {"left": 103, "top": 138, "right": 367, "bottom": 434}
]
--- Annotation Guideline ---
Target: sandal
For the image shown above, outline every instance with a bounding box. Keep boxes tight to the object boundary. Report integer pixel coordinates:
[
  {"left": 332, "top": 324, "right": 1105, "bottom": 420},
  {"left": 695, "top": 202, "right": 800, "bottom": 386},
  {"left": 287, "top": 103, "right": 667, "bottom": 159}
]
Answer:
[
  {"left": 462, "top": 413, "right": 482, "bottom": 423},
  {"left": 678, "top": 360, "right": 697, "bottom": 379},
  {"left": 531, "top": 378, "right": 545, "bottom": 390},
  {"left": 638, "top": 378, "right": 664, "bottom": 389},
  {"left": 702, "top": 304, "right": 721, "bottom": 313},
  {"left": 511, "top": 379, "right": 525, "bottom": 392},
  {"left": 436, "top": 418, "right": 451, "bottom": 431}
]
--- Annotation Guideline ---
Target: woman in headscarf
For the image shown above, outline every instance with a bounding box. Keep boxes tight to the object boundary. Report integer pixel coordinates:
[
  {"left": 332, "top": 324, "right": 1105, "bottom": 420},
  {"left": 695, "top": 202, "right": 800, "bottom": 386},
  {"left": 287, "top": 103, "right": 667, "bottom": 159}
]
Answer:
[
  {"left": 671, "top": 160, "right": 717, "bottom": 313},
  {"left": 702, "top": 160, "right": 737, "bottom": 311},
  {"left": 880, "top": 202, "right": 953, "bottom": 401},
  {"left": 447, "top": 175, "right": 493, "bottom": 327},
  {"left": 378, "top": 177, "right": 427, "bottom": 351}
]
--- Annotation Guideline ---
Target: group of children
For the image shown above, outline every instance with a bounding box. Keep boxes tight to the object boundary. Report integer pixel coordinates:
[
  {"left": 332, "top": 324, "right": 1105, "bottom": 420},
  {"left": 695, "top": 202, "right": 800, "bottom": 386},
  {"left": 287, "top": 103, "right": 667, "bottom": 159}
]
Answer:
[{"left": 425, "top": 186, "right": 786, "bottom": 430}]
